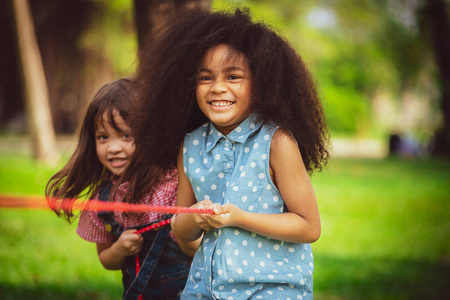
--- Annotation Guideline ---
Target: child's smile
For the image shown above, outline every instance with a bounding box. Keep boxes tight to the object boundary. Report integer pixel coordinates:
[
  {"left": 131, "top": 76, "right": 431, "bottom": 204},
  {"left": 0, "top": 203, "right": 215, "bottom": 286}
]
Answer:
[
  {"left": 95, "top": 110, "right": 135, "bottom": 176},
  {"left": 196, "top": 44, "right": 252, "bottom": 135},
  {"left": 210, "top": 100, "right": 234, "bottom": 107}
]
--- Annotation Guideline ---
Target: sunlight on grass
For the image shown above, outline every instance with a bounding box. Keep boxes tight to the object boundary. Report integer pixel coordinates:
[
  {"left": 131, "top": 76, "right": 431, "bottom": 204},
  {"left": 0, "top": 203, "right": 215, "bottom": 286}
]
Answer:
[
  {"left": 0, "top": 153, "right": 122, "bottom": 299},
  {"left": 311, "top": 158, "right": 450, "bottom": 300},
  {"left": 0, "top": 152, "right": 449, "bottom": 299}
]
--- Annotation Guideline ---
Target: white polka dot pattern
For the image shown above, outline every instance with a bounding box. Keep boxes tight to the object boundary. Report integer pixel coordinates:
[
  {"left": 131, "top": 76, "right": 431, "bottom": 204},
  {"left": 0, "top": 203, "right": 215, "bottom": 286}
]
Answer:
[{"left": 181, "top": 115, "right": 314, "bottom": 299}]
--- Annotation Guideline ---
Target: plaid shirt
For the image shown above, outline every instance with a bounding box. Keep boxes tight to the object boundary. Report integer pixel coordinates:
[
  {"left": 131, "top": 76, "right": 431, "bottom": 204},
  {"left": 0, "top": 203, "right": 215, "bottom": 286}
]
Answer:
[{"left": 77, "top": 170, "right": 178, "bottom": 244}]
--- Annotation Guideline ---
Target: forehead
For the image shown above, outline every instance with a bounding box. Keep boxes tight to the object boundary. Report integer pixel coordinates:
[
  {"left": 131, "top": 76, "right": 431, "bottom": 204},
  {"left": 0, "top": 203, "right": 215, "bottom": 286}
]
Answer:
[
  {"left": 95, "top": 109, "right": 126, "bottom": 129},
  {"left": 201, "top": 44, "right": 248, "bottom": 69}
]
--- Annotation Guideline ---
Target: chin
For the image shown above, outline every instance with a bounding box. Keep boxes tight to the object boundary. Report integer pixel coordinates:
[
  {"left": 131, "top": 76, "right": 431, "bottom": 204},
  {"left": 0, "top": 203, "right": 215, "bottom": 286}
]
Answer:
[
  {"left": 211, "top": 116, "right": 235, "bottom": 126},
  {"left": 110, "top": 169, "right": 124, "bottom": 176}
]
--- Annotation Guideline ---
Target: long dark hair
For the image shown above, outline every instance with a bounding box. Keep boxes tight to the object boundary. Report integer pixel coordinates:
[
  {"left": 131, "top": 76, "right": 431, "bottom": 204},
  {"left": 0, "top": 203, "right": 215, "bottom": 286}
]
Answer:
[
  {"left": 120, "top": 8, "right": 329, "bottom": 203},
  {"left": 45, "top": 78, "right": 136, "bottom": 222}
]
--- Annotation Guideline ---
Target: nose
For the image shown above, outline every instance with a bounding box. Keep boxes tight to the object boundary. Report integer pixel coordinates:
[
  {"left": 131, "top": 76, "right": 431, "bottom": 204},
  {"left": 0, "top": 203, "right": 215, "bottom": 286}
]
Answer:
[
  {"left": 107, "top": 139, "right": 123, "bottom": 153},
  {"left": 211, "top": 79, "right": 227, "bottom": 94}
]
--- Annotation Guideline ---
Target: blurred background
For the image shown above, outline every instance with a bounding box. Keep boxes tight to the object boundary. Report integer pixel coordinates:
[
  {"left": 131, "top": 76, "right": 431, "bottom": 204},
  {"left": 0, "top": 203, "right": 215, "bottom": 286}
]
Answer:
[{"left": 0, "top": 0, "right": 449, "bottom": 299}]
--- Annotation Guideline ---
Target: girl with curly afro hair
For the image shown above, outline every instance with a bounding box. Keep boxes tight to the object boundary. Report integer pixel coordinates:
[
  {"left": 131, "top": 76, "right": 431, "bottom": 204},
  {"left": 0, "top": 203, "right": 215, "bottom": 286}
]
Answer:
[{"left": 120, "top": 7, "right": 329, "bottom": 299}]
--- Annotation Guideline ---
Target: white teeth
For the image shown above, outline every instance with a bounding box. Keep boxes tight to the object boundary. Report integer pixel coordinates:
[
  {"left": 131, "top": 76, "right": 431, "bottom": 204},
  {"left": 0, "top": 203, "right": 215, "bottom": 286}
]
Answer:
[{"left": 211, "top": 101, "right": 232, "bottom": 107}]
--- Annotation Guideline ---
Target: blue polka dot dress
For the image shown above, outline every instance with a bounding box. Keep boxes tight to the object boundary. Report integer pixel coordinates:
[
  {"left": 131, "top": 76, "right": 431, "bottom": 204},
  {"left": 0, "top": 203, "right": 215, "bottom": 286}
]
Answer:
[{"left": 181, "top": 114, "right": 314, "bottom": 300}]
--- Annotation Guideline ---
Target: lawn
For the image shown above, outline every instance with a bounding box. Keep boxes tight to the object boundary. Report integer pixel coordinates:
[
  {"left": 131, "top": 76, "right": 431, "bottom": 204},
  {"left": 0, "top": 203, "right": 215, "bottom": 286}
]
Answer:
[{"left": 0, "top": 150, "right": 449, "bottom": 299}]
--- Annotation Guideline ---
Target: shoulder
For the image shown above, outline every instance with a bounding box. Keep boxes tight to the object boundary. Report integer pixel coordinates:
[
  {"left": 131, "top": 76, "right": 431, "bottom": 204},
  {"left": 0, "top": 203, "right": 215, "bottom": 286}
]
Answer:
[
  {"left": 271, "top": 128, "right": 298, "bottom": 151},
  {"left": 270, "top": 128, "right": 302, "bottom": 165},
  {"left": 269, "top": 128, "right": 308, "bottom": 184}
]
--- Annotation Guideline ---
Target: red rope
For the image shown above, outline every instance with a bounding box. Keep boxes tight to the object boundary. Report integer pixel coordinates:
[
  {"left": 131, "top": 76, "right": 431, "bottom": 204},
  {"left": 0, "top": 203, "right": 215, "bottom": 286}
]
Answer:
[
  {"left": 0, "top": 194, "right": 211, "bottom": 299},
  {"left": 134, "top": 219, "right": 172, "bottom": 300},
  {"left": 135, "top": 253, "right": 142, "bottom": 300},
  {"left": 0, "top": 194, "right": 215, "bottom": 215},
  {"left": 136, "top": 219, "right": 172, "bottom": 234}
]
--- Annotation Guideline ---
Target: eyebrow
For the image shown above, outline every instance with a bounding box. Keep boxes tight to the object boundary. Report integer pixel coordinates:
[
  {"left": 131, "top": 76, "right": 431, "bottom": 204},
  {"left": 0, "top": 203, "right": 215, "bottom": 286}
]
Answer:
[{"left": 198, "top": 66, "right": 245, "bottom": 73}]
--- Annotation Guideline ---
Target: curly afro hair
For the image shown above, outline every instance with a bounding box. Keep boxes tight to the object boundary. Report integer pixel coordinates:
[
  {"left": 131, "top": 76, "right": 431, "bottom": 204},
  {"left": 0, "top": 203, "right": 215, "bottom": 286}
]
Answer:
[{"left": 120, "top": 8, "right": 329, "bottom": 202}]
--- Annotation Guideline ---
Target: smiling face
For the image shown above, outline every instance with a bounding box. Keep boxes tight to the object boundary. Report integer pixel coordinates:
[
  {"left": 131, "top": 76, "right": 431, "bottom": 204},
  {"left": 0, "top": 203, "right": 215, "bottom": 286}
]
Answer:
[
  {"left": 196, "top": 44, "right": 252, "bottom": 135},
  {"left": 95, "top": 109, "right": 135, "bottom": 176}
]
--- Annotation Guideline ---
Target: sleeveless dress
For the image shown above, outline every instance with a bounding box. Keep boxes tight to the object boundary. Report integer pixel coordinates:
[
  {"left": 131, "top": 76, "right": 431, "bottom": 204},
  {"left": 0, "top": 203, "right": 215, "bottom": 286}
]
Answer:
[{"left": 181, "top": 114, "right": 314, "bottom": 300}]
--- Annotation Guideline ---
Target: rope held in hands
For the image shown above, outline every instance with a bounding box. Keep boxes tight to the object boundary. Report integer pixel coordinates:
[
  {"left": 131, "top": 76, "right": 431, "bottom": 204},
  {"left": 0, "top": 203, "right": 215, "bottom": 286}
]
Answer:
[
  {"left": 0, "top": 194, "right": 215, "bottom": 214},
  {"left": 0, "top": 194, "right": 215, "bottom": 300}
]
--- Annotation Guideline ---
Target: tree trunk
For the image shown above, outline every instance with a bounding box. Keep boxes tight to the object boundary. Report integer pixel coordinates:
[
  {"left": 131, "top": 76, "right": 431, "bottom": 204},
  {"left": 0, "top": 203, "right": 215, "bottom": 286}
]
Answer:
[
  {"left": 423, "top": 0, "right": 450, "bottom": 156},
  {"left": 134, "top": 0, "right": 210, "bottom": 50},
  {"left": 0, "top": 1, "right": 24, "bottom": 130},
  {"left": 12, "top": 0, "right": 59, "bottom": 165}
]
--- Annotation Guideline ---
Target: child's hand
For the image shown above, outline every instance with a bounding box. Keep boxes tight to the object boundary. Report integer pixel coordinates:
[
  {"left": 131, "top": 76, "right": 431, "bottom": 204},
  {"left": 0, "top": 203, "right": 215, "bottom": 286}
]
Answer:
[
  {"left": 114, "top": 229, "right": 144, "bottom": 256},
  {"left": 203, "top": 203, "right": 243, "bottom": 229},
  {"left": 191, "top": 200, "right": 234, "bottom": 231},
  {"left": 191, "top": 200, "right": 217, "bottom": 231},
  {"left": 188, "top": 201, "right": 243, "bottom": 231}
]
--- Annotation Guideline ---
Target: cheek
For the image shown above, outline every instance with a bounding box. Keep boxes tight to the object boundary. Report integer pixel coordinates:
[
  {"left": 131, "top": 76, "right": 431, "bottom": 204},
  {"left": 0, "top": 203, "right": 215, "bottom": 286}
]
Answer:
[
  {"left": 128, "top": 143, "right": 136, "bottom": 155},
  {"left": 95, "top": 143, "right": 105, "bottom": 160},
  {"left": 196, "top": 94, "right": 207, "bottom": 114},
  {"left": 242, "top": 82, "right": 252, "bottom": 99},
  {"left": 238, "top": 85, "right": 252, "bottom": 106},
  {"left": 196, "top": 84, "right": 210, "bottom": 100},
  {"left": 195, "top": 88, "right": 202, "bottom": 104}
]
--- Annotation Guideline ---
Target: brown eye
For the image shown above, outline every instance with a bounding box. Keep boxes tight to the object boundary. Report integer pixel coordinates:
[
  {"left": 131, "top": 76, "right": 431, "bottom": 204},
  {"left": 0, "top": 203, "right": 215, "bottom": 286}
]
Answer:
[
  {"left": 96, "top": 135, "right": 108, "bottom": 141},
  {"left": 199, "top": 76, "right": 212, "bottom": 81},
  {"left": 228, "top": 75, "right": 242, "bottom": 80}
]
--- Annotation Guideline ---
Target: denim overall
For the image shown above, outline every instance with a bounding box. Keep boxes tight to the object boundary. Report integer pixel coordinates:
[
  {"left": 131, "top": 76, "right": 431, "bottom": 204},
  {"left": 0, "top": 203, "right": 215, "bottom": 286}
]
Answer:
[{"left": 98, "top": 182, "right": 192, "bottom": 300}]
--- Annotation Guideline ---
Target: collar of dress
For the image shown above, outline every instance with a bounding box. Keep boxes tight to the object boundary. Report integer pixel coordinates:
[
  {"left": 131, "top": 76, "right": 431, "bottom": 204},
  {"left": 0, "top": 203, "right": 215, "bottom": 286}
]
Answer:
[{"left": 206, "top": 114, "right": 263, "bottom": 153}]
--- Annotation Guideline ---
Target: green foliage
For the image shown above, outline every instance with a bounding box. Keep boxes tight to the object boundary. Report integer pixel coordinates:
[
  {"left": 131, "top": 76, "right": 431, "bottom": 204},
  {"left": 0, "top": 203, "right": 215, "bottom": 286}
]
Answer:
[
  {"left": 321, "top": 84, "right": 370, "bottom": 133},
  {"left": 79, "top": 0, "right": 137, "bottom": 76},
  {"left": 1, "top": 151, "right": 449, "bottom": 299},
  {"left": 212, "top": 0, "right": 438, "bottom": 137}
]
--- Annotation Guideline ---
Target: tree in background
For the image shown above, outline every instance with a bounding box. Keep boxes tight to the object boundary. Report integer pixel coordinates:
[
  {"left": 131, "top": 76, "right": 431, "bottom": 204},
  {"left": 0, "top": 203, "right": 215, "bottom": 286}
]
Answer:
[
  {"left": 11, "top": 0, "right": 58, "bottom": 165},
  {"left": 1, "top": 0, "right": 109, "bottom": 135},
  {"left": 419, "top": 0, "right": 450, "bottom": 155},
  {"left": 1, "top": 0, "right": 448, "bottom": 158},
  {"left": 1, "top": 0, "right": 211, "bottom": 140}
]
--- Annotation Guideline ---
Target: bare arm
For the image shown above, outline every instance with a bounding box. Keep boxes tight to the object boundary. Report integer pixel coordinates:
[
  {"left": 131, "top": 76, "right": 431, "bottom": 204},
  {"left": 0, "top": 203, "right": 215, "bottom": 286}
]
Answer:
[
  {"left": 171, "top": 143, "right": 216, "bottom": 243},
  {"left": 170, "top": 214, "right": 203, "bottom": 257},
  {"left": 96, "top": 229, "right": 143, "bottom": 270},
  {"left": 203, "top": 130, "right": 321, "bottom": 243}
]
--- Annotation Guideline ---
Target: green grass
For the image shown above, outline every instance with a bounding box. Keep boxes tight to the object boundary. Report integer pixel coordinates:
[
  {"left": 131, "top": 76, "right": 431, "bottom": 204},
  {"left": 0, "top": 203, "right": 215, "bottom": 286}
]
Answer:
[
  {"left": 0, "top": 151, "right": 449, "bottom": 299},
  {"left": 0, "top": 153, "right": 122, "bottom": 300},
  {"left": 311, "top": 158, "right": 450, "bottom": 300}
]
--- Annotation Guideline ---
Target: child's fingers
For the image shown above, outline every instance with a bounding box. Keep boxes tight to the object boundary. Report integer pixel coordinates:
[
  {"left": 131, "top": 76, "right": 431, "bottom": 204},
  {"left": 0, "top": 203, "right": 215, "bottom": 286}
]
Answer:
[
  {"left": 219, "top": 203, "right": 234, "bottom": 213},
  {"left": 195, "top": 199, "right": 213, "bottom": 208},
  {"left": 123, "top": 228, "right": 138, "bottom": 235},
  {"left": 132, "top": 242, "right": 143, "bottom": 254},
  {"left": 119, "top": 230, "right": 143, "bottom": 247},
  {"left": 205, "top": 203, "right": 241, "bottom": 228},
  {"left": 204, "top": 203, "right": 223, "bottom": 215},
  {"left": 126, "top": 237, "right": 143, "bottom": 254}
]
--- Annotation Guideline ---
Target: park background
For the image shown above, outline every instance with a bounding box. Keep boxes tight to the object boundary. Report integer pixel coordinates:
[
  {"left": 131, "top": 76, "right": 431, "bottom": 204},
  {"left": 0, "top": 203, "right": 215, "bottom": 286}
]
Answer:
[{"left": 0, "top": 0, "right": 449, "bottom": 299}]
